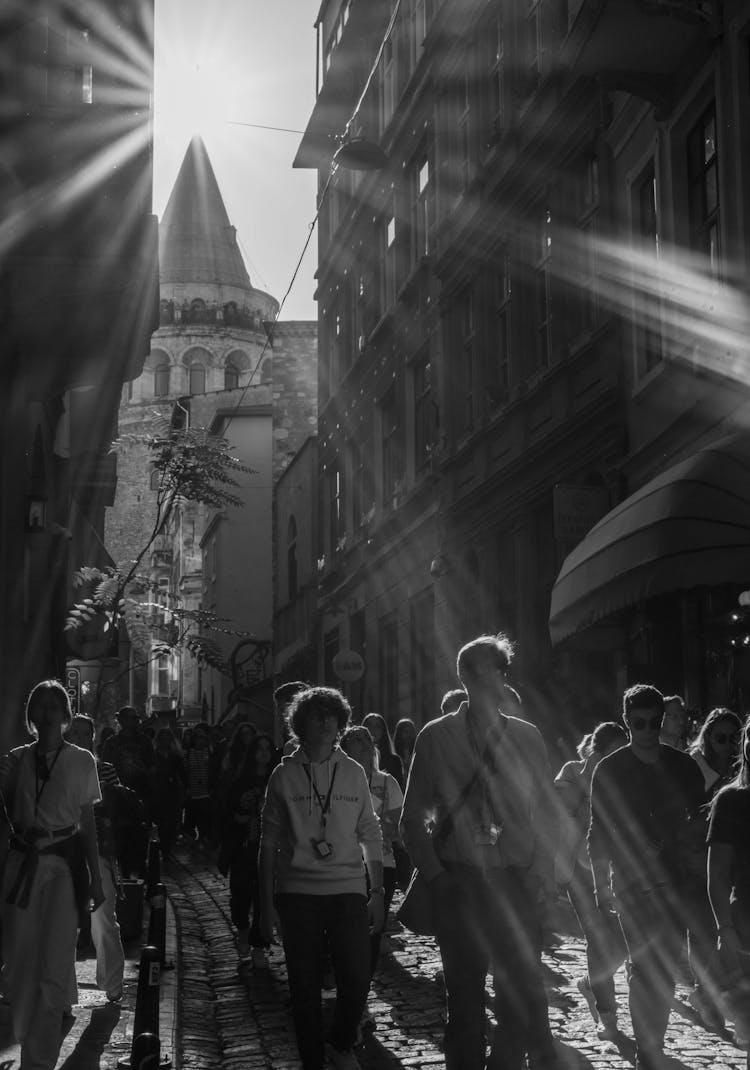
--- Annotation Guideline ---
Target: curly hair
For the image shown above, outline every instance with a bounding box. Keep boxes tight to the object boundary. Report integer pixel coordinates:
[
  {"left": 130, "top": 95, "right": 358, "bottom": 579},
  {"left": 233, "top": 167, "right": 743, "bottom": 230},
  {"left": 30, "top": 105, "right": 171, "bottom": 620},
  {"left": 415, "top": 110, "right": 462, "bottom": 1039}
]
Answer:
[{"left": 287, "top": 686, "right": 352, "bottom": 743}]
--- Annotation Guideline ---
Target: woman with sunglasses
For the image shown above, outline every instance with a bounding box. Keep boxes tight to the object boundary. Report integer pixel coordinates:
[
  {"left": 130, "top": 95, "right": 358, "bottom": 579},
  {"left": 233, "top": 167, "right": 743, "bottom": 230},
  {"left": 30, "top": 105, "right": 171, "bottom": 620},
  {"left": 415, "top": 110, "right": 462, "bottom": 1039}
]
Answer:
[
  {"left": 682, "top": 707, "right": 743, "bottom": 1031},
  {"left": 689, "top": 708, "right": 742, "bottom": 797},
  {"left": 707, "top": 715, "right": 750, "bottom": 1048}
]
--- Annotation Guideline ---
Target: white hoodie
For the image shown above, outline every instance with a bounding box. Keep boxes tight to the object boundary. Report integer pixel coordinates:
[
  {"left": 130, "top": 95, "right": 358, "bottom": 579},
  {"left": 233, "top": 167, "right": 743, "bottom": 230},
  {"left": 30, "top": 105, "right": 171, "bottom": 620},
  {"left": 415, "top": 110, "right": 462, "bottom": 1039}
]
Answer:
[{"left": 261, "top": 745, "right": 383, "bottom": 895}]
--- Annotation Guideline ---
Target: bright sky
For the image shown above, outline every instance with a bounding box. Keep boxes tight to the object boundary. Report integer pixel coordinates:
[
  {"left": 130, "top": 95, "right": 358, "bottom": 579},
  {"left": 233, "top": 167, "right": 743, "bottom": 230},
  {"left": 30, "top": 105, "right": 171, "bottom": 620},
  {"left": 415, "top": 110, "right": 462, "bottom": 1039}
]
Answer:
[{"left": 153, "top": 0, "right": 319, "bottom": 321}]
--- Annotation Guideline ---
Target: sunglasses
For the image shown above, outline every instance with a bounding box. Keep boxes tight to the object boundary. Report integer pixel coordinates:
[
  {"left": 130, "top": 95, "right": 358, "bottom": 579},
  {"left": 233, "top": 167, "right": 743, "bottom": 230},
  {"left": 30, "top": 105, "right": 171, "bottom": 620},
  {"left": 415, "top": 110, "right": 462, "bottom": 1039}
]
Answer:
[
  {"left": 630, "top": 716, "right": 662, "bottom": 731},
  {"left": 712, "top": 733, "right": 739, "bottom": 745}
]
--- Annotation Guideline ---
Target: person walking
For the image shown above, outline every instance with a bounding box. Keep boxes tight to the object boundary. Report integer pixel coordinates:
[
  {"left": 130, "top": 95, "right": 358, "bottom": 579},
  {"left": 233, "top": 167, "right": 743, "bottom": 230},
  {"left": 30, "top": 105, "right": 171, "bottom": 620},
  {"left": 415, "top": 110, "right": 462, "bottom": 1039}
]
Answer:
[
  {"left": 0, "top": 680, "right": 104, "bottom": 1070},
  {"left": 361, "top": 713, "right": 403, "bottom": 784},
  {"left": 589, "top": 684, "right": 706, "bottom": 1070},
  {"left": 340, "top": 725, "right": 404, "bottom": 981},
  {"left": 65, "top": 714, "right": 125, "bottom": 1004},
  {"left": 101, "top": 705, "right": 155, "bottom": 820},
  {"left": 400, "top": 633, "right": 559, "bottom": 1070},
  {"left": 707, "top": 715, "right": 750, "bottom": 1047},
  {"left": 259, "top": 686, "right": 384, "bottom": 1070},
  {"left": 684, "top": 707, "right": 743, "bottom": 1029},
  {"left": 219, "top": 732, "right": 277, "bottom": 965},
  {"left": 554, "top": 722, "right": 628, "bottom": 1039},
  {"left": 152, "top": 727, "right": 187, "bottom": 860}
]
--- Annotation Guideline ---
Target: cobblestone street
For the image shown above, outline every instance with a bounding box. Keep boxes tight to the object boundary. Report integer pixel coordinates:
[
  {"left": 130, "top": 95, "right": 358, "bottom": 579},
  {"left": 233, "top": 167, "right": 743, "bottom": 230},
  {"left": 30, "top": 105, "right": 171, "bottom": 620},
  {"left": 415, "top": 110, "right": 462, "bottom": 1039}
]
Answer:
[{"left": 165, "top": 847, "right": 749, "bottom": 1070}]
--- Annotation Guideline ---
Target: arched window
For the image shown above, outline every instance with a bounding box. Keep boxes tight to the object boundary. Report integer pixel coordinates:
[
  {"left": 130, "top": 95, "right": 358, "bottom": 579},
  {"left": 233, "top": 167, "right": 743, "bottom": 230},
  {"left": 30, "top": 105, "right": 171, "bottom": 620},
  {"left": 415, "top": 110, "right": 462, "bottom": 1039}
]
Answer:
[
  {"left": 149, "top": 468, "right": 160, "bottom": 491},
  {"left": 287, "top": 515, "right": 298, "bottom": 600},
  {"left": 189, "top": 363, "right": 206, "bottom": 395},
  {"left": 224, "top": 361, "right": 239, "bottom": 390},
  {"left": 154, "top": 363, "right": 170, "bottom": 397}
]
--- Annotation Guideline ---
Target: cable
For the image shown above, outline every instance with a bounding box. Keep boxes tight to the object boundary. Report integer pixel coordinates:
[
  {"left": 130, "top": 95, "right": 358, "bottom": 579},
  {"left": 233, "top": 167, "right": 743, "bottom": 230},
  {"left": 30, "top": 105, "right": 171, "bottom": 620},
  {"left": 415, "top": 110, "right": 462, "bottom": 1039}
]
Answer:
[{"left": 188, "top": 0, "right": 403, "bottom": 433}]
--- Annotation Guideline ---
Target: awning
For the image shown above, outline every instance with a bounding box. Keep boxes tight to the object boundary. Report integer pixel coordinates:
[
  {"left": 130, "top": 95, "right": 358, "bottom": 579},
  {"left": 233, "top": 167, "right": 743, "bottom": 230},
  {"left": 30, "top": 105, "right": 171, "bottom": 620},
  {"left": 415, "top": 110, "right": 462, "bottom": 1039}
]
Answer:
[{"left": 549, "top": 434, "right": 750, "bottom": 644}]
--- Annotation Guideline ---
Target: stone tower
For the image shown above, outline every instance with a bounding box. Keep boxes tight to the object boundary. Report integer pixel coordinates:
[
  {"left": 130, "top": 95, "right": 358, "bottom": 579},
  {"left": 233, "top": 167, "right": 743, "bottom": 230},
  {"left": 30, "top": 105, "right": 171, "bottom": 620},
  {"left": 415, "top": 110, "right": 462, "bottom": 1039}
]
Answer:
[{"left": 106, "top": 136, "right": 316, "bottom": 722}]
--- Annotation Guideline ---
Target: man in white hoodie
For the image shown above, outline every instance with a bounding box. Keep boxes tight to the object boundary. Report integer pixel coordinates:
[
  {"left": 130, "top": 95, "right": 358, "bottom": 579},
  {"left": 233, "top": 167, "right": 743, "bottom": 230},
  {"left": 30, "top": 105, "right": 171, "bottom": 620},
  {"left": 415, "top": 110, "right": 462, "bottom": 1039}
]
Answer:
[{"left": 259, "top": 686, "right": 384, "bottom": 1070}]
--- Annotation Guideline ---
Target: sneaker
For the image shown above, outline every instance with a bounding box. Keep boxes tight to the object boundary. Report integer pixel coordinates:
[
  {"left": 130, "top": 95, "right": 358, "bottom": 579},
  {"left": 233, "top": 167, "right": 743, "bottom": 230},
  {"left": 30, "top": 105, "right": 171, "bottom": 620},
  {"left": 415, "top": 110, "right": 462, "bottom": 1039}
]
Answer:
[
  {"left": 325, "top": 1042, "right": 362, "bottom": 1069},
  {"left": 106, "top": 987, "right": 123, "bottom": 1004},
  {"left": 688, "top": 986, "right": 724, "bottom": 1031},
  {"left": 596, "top": 1010, "right": 618, "bottom": 1040},
  {"left": 576, "top": 976, "right": 599, "bottom": 1025}
]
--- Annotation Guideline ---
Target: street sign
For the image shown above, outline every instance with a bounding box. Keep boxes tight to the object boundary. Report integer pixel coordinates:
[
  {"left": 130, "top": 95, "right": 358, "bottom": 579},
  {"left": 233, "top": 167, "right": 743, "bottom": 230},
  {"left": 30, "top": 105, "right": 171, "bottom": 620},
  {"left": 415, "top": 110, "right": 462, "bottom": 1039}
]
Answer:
[
  {"left": 66, "top": 666, "right": 81, "bottom": 715},
  {"left": 332, "top": 649, "right": 365, "bottom": 682}
]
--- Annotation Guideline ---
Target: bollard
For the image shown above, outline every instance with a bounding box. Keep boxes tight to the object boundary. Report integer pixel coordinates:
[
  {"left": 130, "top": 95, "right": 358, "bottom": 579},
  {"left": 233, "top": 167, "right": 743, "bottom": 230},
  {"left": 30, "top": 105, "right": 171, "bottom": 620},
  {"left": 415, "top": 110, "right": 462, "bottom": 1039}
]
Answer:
[
  {"left": 147, "top": 882, "right": 173, "bottom": 969},
  {"left": 146, "top": 827, "right": 161, "bottom": 895},
  {"left": 117, "top": 947, "right": 171, "bottom": 1069}
]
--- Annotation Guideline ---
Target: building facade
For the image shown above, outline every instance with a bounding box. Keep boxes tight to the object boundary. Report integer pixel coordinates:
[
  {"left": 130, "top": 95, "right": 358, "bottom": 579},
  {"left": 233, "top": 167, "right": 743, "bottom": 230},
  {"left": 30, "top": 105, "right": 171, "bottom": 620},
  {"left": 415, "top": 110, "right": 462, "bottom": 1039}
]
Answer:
[
  {"left": 291, "top": 0, "right": 750, "bottom": 738},
  {"left": 0, "top": 2, "right": 158, "bottom": 748}
]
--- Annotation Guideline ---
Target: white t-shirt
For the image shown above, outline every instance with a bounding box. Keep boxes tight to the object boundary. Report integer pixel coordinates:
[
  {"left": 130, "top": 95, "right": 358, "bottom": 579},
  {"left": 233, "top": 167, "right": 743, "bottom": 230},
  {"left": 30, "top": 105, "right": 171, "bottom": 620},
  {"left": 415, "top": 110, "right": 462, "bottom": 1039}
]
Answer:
[
  {"left": 9, "top": 741, "right": 101, "bottom": 832},
  {"left": 369, "top": 768, "right": 404, "bottom": 868}
]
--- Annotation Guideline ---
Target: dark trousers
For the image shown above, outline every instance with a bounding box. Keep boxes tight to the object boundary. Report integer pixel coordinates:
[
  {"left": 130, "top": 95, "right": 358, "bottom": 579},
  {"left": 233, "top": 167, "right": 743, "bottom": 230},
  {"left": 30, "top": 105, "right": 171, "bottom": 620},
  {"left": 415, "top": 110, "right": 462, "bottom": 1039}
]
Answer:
[
  {"left": 369, "top": 867, "right": 397, "bottom": 977},
  {"left": 567, "top": 862, "right": 627, "bottom": 1015},
  {"left": 229, "top": 842, "right": 264, "bottom": 945},
  {"left": 276, "top": 892, "right": 371, "bottom": 1070},
  {"left": 435, "top": 864, "right": 555, "bottom": 1070},
  {"left": 617, "top": 884, "right": 684, "bottom": 1057}
]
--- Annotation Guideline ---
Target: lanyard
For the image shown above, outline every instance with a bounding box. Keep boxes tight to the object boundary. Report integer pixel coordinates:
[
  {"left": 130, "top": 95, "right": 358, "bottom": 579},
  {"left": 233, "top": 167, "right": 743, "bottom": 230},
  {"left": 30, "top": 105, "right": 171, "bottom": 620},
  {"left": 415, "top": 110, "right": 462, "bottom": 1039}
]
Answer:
[
  {"left": 34, "top": 743, "right": 64, "bottom": 818},
  {"left": 303, "top": 762, "right": 338, "bottom": 830}
]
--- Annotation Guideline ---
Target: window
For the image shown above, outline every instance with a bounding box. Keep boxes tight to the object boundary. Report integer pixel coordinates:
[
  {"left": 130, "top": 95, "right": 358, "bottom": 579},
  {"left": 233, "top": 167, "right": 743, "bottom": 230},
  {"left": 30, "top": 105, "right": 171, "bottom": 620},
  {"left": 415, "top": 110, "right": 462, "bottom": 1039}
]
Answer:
[
  {"left": 154, "top": 363, "right": 170, "bottom": 397},
  {"left": 380, "top": 210, "right": 397, "bottom": 311},
  {"left": 414, "top": 355, "right": 436, "bottom": 470},
  {"left": 687, "top": 103, "right": 719, "bottom": 276},
  {"left": 410, "top": 155, "right": 433, "bottom": 264},
  {"left": 287, "top": 515, "right": 298, "bottom": 600},
  {"left": 535, "top": 207, "right": 553, "bottom": 369},
  {"left": 491, "top": 255, "right": 512, "bottom": 403},
  {"left": 324, "top": 626, "right": 340, "bottom": 687},
  {"left": 189, "top": 363, "right": 206, "bottom": 395},
  {"left": 410, "top": 0, "right": 430, "bottom": 72},
  {"left": 634, "top": 161, "right": 662, "bottom": 374},
  {"left": 527, "top": 2, "right": 542, "bottom": 87},
  {"left": 326, "top": 463, "right": 345, "bottom": 554},
  {"left": 149, "top": 468, "right": 161, "bottom": 491},
  {"left": 578, "top": 156, "right": 600, "bottom": 331},
  {"left": 487, "top": 10, "right": 506, "bottom": 142},
  {"left": 224, "top": 361, "right": 239, "bottom": 390},
  {"left": 155, "top": 654, "right": 170, "bottom": 696},
  {"left": 381, "top": 387, "right": 404, "bottom": 507},
  {"left": 379, "top": 612, "right": 399, "bottom": 715},
  {"left": 351, "top": 437, "right": 375, "bottom": 525},
  {"left": 379, "top": 34, "right": 396, "bottom": 133},
  {"left": 458, "top": 289, "right": 476, "bottom": 432},
  {"left": 457, "top": 66, "right": 472, "bottom": 193}
]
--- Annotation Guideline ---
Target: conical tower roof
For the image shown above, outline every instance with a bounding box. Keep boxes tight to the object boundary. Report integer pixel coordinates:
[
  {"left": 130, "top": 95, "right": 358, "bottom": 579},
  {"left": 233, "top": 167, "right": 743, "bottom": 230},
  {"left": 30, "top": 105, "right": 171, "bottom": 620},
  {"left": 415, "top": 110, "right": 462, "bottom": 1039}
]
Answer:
[{"left": 158, "top": 136, "right": 252, "bottom": 290}]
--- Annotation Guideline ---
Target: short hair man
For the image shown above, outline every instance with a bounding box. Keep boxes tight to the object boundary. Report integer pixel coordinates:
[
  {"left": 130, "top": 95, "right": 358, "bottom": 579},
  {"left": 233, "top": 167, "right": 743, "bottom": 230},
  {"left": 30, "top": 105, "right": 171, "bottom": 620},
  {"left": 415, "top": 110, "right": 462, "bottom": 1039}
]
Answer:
[
  {"left": 259, "top": 686, "right": 384, "bottom": 1070},
  {"left": 440, "top": 689, "right": 466, "bottom": 716},
  {"left": 660, "top": 694, "right": 688, "bottom": 750},
  {"left": 400, "top": 634, "right": 558, "bottom": 1070},
  {"left": 589, "top": 684, "right": 705, "bottom": 1070}
]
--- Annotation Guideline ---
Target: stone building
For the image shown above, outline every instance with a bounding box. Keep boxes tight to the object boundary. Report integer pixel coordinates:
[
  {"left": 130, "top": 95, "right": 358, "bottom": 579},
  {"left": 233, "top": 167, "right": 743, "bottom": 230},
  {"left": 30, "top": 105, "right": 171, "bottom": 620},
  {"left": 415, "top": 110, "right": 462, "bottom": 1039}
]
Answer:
[
  {"left": 106, "top": 136, "right": 316, "bottom": 724},
  {"left": 289, "top": 0, "right": 750, "bottom": 739}
]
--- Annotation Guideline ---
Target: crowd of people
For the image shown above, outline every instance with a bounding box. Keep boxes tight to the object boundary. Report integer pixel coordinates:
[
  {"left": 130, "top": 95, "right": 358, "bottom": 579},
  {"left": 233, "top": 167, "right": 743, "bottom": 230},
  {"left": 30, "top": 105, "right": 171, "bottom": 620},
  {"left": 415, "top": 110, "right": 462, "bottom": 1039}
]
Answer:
[{"left": 0, "top": 638, "right": 749, "bottom": 1070}]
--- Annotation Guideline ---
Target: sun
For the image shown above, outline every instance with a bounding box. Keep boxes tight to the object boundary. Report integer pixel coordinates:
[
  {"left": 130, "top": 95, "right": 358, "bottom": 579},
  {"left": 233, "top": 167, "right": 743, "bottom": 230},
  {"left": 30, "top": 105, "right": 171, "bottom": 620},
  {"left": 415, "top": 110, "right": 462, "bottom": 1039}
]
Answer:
[{"left": 154, "top": 51, "right": 230, "bottom": 145}]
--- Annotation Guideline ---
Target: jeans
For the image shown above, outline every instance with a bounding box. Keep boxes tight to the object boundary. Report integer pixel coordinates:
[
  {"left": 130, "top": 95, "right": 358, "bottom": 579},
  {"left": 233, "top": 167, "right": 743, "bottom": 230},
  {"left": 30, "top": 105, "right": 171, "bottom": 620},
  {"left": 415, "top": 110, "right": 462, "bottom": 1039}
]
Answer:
[
  {"left": 229, "top": 841, "right": 264, "bottom": 946},
  {"left": 567, "top": 862, "right": 627, "bottom": 1015},
  {"left": 435, "top": 864, "right": 555, "bottom": 1070},
  {"left": 276, "top": 892, "right": 371, "bottom": 1070},
  {"left": 616, "top": 883, "right": 684, "bottom": 1057}
]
